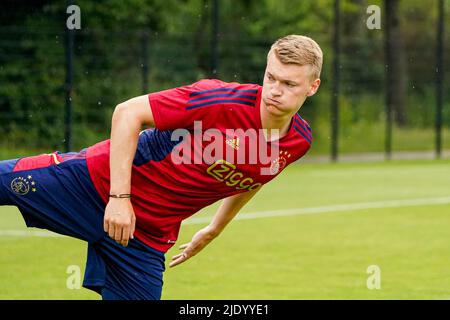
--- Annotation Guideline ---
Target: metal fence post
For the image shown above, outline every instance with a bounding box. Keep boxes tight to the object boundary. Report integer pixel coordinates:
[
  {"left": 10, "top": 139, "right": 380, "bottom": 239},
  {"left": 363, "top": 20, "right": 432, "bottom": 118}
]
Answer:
[
  {"left": 331, "top": 0, "right": 341, "bottom": 162},
  {"left": 141, "top": 30, "right": 150, "bottom": 94},
  {"left": 211, "top": 0, "right": 219, "bottom": 77},
  {"left": 435, "top": 0, "right": 444, "bottom": 159},
  {"left": 64, "top": 0, "right": 74, "bottom": 152}
]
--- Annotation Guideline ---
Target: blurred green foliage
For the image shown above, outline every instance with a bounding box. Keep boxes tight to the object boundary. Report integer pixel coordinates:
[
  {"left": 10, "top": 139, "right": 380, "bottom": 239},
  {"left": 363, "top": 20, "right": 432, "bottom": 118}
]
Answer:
[{"left": 0, "top": 0, "right": 448, "bottom": 156}]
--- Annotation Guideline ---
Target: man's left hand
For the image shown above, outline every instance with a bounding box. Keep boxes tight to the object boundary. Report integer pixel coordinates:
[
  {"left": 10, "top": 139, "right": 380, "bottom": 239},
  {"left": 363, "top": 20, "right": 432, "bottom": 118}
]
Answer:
[{"left": 169, "top": 226, "right": 217, "bottom": 267}]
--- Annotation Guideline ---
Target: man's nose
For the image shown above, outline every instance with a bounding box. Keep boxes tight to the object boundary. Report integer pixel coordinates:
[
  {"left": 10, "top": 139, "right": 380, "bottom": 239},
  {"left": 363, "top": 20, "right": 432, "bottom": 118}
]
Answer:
[{"left": 270, "top": 82, "right": 282, "bottom": 96}]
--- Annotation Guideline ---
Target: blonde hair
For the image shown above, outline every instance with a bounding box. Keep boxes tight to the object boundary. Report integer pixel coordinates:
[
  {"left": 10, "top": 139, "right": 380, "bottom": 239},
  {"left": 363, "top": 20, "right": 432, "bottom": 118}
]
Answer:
[{"left": 269, "top": 35, "right": 323, "bottom": 80}]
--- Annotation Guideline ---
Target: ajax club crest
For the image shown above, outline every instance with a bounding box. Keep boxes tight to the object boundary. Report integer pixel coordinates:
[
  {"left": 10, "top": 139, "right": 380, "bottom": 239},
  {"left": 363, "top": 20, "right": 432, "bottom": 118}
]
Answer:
[
  {"left": 11, "top": 175, "right": 37, "bottom": 195},
  {"left": 269, "top": 151, "right": 291, "bottom": 175}
]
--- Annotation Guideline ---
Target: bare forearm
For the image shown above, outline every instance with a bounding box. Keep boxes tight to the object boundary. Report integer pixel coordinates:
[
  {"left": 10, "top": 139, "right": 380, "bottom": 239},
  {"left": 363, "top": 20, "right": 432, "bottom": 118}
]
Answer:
[
  {"left": 169, "top": 188, "right": 260, "bottom": 267},
  {"left": 104, "top": 95, "right": 154, "bottom": 246},
  {"left": 208, "top": 188, "right": 260, "bottom": 236},
  {"left": 109, "top": 103, "right": 142, "bottom": 194}
]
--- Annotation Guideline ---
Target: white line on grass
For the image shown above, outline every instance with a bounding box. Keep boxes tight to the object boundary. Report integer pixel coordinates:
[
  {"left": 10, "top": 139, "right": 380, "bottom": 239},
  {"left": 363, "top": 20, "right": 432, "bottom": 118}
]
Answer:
[
  {"left": 0, "top": 230, "right": 62, "bottom": 237},
  {"left": 183, "top": 196, "right": 450, "bottom": 225},
  {"left": 1, "top": 196, "right": 450, "bottom": 237}
]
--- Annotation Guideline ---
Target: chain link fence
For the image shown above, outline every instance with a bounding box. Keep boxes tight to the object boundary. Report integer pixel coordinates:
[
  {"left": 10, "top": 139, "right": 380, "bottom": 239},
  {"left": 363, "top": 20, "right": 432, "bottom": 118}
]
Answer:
[{"left": 0, "top": 10, "right": 448, "bottom": 160}]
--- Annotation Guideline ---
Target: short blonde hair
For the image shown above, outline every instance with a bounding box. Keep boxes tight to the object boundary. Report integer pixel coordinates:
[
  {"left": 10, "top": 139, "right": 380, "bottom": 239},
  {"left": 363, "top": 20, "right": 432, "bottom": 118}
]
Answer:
[{"left": 269, "top": 35, "right": 323, "bottom": 80}]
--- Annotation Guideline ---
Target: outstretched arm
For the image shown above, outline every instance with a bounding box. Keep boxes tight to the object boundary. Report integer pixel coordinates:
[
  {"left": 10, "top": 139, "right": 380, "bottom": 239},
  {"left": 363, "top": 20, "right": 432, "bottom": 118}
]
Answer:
[{"left": 169, "top": 186, "right": 261, "bottom": 267}]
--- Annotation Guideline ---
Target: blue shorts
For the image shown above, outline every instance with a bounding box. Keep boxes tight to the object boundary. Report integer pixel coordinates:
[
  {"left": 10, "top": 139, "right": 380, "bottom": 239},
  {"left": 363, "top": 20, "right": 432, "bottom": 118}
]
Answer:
[{"left": 0, "top": 152, "right": 165, "bottom": 300}]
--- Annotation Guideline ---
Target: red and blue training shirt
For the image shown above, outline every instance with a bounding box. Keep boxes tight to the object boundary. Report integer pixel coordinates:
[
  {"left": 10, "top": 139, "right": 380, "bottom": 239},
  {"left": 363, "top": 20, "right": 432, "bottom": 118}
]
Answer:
[{"left": 85, "top": 79, "right": 313, "bottom": 252}]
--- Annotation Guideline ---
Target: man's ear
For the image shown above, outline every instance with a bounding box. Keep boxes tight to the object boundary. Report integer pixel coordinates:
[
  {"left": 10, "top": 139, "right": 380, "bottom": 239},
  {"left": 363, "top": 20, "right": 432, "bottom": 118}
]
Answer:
[{"left": 306, "top": 79, "right": 321, "bottom": 97}]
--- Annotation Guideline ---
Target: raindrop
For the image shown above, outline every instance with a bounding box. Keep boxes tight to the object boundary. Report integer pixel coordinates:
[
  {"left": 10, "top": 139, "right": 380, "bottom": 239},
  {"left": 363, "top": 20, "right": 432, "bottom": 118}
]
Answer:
[
  {"left": 141, "top": 63, "right": 144, "bottom": 68},
  {"left": 97, "top": 101, "right": 102, "bottom": 105}
]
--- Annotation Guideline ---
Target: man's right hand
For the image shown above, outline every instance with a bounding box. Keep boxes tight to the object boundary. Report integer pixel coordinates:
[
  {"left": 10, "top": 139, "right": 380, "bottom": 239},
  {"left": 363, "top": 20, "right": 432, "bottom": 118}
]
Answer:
[{"left": 104, "top": 198, "right": 136, "bottom": 247}]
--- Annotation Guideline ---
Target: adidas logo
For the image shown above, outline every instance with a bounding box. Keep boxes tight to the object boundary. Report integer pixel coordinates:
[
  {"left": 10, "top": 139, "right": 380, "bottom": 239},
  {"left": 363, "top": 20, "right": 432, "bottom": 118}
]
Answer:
[{"left": 225, "top": 138, "right": 240, "bottom": 150}]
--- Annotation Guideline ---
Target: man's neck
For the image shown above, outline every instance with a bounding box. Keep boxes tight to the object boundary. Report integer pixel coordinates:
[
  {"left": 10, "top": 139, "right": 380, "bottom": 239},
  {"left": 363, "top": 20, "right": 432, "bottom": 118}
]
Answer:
[{"left": 260, "top": 103, "right": 293, "bottom": 142}]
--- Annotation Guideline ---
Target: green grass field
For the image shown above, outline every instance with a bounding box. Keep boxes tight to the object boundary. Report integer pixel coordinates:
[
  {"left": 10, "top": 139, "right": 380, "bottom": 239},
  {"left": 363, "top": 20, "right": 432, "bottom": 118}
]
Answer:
[{"left": 0, "top": 159, "right": 449, "bottom": 299}]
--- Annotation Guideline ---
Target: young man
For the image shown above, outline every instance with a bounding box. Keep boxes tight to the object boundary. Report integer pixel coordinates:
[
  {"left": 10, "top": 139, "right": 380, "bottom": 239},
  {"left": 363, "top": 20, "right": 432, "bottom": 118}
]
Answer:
[{"left": 0, "top": 35, "right": 322, "bottom": 300}]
